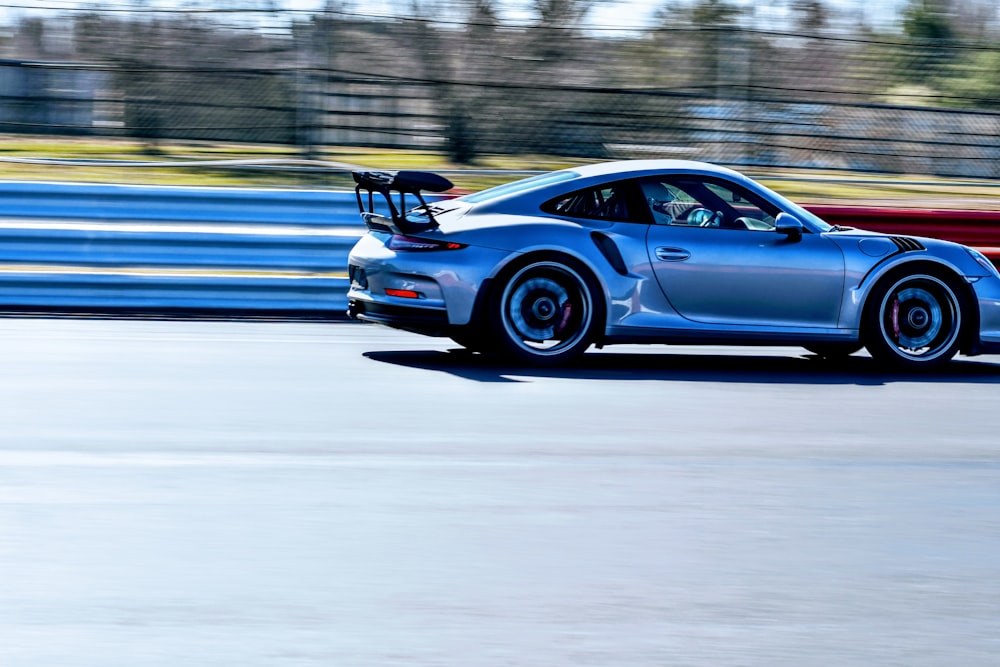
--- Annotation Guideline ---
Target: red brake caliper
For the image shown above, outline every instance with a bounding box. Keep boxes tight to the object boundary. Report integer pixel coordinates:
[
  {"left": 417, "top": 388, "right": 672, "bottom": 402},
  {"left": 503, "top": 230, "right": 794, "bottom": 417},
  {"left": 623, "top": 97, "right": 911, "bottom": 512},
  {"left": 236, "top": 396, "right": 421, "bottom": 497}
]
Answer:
[
  {"left": 891, "top": 297, "right": 900, "bottom": 341},
  {"left": 555, "top": 301, "right": 572, "bottom": 336}
]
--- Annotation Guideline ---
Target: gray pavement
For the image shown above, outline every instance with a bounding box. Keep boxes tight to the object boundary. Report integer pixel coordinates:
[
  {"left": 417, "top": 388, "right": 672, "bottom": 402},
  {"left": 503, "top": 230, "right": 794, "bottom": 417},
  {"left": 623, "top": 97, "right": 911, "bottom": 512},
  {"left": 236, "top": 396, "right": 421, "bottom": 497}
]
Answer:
[{"left": 1, "top": 318, "right": 999, "bottom": 666}]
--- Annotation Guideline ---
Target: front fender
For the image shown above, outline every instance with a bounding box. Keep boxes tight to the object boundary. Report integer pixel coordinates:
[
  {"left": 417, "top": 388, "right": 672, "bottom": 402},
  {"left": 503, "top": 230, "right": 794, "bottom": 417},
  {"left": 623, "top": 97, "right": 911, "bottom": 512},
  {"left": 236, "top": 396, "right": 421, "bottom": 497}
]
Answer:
[{"left": 841, "top": 253, "right": 979, "bottom": 331}]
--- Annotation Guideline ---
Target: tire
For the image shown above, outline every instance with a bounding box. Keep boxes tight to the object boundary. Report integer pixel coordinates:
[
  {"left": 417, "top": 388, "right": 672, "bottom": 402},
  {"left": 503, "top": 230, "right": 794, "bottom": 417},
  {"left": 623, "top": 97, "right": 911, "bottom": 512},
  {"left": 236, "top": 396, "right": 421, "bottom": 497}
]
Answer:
[
  {"left": 804, "top": 342, "right": 863, "bottom": 358},
  {"left": 490, "top": 258, "right": 600, "bottom": 365},
  {"left": 863, "top": 270, "right": 964, "bottom": 369}
]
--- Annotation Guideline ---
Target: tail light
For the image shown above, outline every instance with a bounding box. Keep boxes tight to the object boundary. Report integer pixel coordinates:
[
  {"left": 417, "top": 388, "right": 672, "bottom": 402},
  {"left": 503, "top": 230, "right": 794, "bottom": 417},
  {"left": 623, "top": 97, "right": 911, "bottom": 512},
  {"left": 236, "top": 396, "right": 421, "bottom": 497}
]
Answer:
[
  {"left": 385, "top": 288, "right": 421, "bottom": 299},
  {"left": 387, "top": 234, "right": 466, "bottom": 252}
]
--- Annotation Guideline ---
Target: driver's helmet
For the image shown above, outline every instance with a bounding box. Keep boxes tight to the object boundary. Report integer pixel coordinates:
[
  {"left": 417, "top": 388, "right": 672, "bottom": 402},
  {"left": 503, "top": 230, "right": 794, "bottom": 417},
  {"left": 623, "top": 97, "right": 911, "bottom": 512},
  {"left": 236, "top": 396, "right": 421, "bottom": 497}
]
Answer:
[{"left": 640, "top": 182, "right": 677, "bottom": 224}]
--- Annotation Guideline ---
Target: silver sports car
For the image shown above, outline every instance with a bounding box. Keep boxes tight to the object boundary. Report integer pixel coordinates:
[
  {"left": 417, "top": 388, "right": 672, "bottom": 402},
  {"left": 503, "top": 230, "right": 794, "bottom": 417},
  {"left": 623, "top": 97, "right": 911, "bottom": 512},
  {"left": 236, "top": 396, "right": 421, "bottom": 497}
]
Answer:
[{"left": 347, "top": 160, "right": 1000, "bottom": 368}]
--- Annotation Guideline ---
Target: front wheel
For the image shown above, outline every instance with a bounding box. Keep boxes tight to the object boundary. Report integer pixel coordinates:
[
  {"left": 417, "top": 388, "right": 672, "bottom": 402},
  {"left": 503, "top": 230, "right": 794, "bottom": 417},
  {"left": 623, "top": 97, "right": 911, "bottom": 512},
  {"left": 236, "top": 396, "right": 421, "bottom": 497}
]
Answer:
[
  {"left": 863, "top": 272, "right": 964, "bottom": 369},
  {"left": 491, "top": 259, "right": 599, "bottom": 365}
]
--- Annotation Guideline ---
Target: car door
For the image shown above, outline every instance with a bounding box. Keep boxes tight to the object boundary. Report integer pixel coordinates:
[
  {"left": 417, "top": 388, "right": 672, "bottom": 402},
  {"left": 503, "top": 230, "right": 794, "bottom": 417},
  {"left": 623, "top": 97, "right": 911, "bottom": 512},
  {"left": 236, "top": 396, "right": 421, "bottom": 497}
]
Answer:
[{"left": 641, "top": 176, "right": 846, "bottom": 328}]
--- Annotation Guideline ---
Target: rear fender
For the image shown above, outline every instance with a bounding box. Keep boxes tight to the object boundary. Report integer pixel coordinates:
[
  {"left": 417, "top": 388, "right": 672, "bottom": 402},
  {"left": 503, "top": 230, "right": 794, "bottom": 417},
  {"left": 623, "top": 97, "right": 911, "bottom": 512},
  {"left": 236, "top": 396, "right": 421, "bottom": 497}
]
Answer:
[{"left": 482, "top": 246, "right": 615, "bottom": 338}]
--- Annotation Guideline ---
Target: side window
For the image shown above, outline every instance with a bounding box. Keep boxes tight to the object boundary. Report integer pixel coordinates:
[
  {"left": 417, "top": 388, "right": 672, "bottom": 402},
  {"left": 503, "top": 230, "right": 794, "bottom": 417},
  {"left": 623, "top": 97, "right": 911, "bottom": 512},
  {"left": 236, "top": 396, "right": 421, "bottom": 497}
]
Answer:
[
  {"left": 543, "top": 183, "right": 631, "bottom": 222},
  {"left": 704, "top": 183, "right": 776, "bottom": 231},
  {"left": 639, "top": 177, "right": 778, "bottom": 231},
  {"left": 639, "top": 181, "right": 701, "bottom": 226}
]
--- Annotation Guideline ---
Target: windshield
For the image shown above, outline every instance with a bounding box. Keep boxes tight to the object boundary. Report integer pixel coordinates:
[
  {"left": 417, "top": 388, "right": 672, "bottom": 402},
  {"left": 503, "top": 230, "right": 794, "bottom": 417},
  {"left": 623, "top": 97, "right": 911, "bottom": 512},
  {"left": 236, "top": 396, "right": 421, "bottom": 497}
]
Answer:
[{"left": 461, "top": 170, "right": 581, "bottom": 204}]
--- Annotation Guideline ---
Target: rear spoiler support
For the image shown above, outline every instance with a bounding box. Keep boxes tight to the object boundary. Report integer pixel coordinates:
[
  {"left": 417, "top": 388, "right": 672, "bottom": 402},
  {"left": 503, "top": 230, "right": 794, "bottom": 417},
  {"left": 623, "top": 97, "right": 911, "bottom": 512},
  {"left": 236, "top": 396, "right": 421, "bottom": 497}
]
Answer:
[{"left": 353, "top": 170, "right": 454, "bottom": 234}]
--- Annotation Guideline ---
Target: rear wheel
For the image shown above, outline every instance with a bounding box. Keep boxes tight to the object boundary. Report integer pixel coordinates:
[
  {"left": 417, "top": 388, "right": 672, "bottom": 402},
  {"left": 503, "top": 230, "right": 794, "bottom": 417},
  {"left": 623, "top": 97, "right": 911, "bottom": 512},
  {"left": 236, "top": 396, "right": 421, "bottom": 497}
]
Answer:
[
  {"left": 491, "top": 259, "right": 598, "bottom": 365},
  {"left": 863, "top": 271, "right": 964, "bottom": 369}
]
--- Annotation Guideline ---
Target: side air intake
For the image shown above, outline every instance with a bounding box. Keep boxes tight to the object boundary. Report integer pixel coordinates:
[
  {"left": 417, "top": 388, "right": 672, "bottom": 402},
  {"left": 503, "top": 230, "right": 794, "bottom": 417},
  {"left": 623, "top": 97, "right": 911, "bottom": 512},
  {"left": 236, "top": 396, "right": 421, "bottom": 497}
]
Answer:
[{"left": 890, "top": 236, "right": 926, "bottom": 253}]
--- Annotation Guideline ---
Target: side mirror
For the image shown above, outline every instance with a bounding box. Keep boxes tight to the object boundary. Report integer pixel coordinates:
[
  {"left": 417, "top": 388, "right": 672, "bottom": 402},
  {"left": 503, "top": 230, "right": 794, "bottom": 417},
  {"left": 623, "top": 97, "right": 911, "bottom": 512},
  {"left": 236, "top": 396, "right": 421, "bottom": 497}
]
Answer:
[{"left": 774, "top": 212, "right": 804, "bottom": 240}]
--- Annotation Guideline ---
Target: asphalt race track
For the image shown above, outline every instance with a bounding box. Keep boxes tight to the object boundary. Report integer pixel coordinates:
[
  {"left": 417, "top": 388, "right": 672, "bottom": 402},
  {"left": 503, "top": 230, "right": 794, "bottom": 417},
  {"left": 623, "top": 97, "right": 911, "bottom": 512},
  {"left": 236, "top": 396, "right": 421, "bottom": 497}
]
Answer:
[{"left": 2, "top": 317, "right": 999, "bottom": 666}]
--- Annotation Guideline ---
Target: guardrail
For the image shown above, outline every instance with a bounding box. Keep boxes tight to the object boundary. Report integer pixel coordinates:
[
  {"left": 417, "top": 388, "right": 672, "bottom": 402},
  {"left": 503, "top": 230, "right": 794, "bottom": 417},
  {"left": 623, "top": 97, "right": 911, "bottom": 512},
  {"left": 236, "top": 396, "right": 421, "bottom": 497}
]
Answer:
[
  {"left": 1, "top": 222, "right": 359, "bottom": 270},
  {"left": 0, "top": 181, "right": 361, "bottom": 225},
  {"left": 0, "top": 272, "right": 344, "bottom": 312},
  {"left": 0, "top": 183, "right": 374, "bottom": 314},
  {"left": 0, "top": 183, "right": 998, "bottom": 316}
]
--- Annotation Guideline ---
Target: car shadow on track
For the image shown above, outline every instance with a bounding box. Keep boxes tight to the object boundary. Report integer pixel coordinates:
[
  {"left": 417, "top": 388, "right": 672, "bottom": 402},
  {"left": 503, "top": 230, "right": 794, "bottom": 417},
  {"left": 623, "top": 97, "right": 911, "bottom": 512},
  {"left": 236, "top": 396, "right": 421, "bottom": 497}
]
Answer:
[{"left": 363, "top": 348, "right": 1000, "bottom": 385}]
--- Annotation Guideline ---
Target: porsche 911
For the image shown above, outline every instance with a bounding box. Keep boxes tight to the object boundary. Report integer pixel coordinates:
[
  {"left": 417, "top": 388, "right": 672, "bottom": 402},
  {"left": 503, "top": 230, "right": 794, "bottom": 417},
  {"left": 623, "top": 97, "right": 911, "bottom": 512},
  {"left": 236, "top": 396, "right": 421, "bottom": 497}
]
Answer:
[{"left": 347, "top": 160, "right": 1000, "bottom": 368}]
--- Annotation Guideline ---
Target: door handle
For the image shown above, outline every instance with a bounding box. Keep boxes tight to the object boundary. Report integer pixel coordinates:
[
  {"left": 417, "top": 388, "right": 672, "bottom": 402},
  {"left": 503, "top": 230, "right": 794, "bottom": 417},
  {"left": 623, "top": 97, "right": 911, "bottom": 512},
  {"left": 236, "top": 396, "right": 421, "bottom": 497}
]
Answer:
[{"left": 655, "top": 246, "right": 691, "bottom": 262}]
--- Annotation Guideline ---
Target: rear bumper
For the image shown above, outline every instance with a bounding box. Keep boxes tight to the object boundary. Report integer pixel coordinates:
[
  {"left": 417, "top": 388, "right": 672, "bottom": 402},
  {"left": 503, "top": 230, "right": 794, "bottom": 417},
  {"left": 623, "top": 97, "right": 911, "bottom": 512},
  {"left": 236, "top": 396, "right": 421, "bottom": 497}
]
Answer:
[
  {"left": 347, "top": 233, "right": 507, "bottom": 328},
  {"left": 347, "top": 298, "right": 450, "bottom": 337}
]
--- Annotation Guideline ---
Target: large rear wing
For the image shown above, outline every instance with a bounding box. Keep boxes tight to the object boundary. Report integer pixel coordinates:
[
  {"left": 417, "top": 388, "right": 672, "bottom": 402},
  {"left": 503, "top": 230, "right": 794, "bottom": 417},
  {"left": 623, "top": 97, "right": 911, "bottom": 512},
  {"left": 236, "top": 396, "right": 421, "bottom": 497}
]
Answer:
[{"left": 353, "top": 170, "right": 454, "bottom": 234}]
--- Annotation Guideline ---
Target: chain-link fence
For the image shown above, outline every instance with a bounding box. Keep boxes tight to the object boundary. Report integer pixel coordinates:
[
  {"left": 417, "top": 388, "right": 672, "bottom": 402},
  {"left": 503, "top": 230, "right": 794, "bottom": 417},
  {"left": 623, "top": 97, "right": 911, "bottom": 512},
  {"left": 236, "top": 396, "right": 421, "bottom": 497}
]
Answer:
[{"left": 2, "top": 4, "right": 999, "bottom": 177}]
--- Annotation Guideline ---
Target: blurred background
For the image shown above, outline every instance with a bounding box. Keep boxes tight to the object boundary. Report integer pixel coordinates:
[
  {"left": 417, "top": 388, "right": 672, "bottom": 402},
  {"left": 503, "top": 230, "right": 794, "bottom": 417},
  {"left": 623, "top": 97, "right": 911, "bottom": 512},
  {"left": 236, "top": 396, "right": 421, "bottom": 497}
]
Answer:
[{"left": 0, "top": 0, "right": 998, "bottom": 190}]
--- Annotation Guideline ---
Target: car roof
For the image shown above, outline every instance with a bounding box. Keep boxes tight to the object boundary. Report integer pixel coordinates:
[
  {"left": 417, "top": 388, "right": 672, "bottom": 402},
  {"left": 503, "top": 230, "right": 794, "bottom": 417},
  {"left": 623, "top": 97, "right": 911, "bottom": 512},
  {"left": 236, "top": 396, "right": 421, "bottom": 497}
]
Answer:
[
  {"left": 459, "top": 159, "right": 764, "bottom": 216},
  {"left": 568, "top": 159, "right": 745, "bottom": 180}
]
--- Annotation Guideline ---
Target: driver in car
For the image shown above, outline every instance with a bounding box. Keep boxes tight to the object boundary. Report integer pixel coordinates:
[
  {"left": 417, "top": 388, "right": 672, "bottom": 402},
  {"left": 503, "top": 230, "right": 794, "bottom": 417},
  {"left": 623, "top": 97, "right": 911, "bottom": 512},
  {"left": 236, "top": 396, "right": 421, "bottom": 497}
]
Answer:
[{"left": 641, "top": 181, "right": 699, "bottom": 225}]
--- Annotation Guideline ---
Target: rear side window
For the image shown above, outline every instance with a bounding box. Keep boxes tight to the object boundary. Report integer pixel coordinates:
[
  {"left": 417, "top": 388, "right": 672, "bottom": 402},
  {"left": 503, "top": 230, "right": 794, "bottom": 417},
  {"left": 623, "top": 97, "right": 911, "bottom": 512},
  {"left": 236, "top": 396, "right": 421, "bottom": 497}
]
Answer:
[
  {"left": 542, "top": 182, "right": 632, "bottom": 222},
  {"left": 462, "top": 170, "right": 580, "bottom": 203}
]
